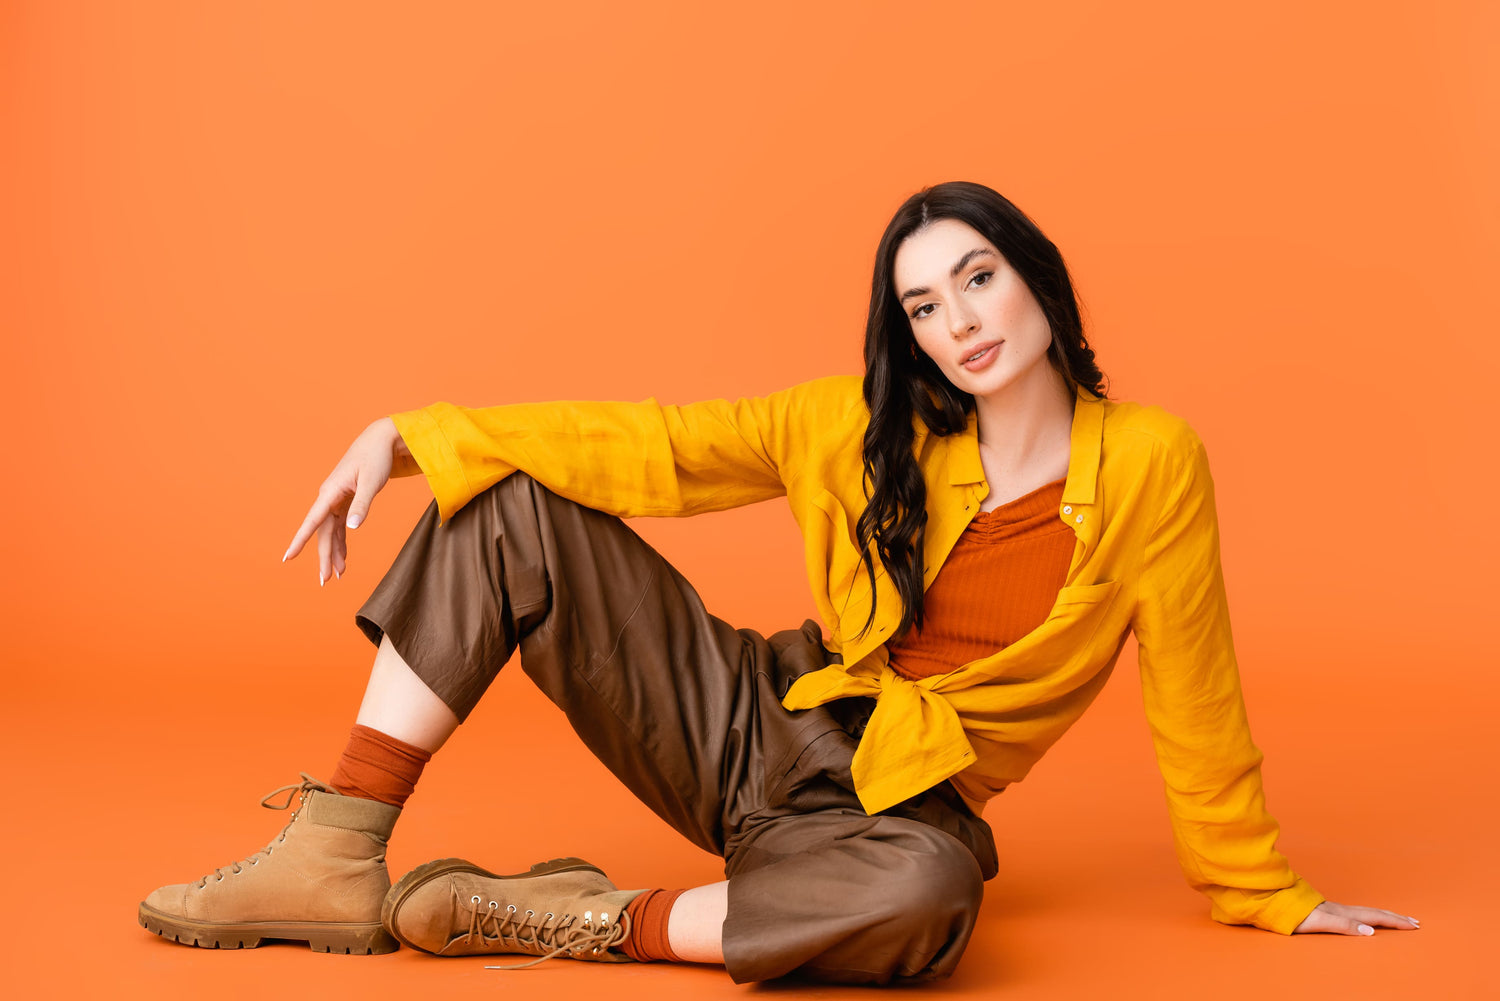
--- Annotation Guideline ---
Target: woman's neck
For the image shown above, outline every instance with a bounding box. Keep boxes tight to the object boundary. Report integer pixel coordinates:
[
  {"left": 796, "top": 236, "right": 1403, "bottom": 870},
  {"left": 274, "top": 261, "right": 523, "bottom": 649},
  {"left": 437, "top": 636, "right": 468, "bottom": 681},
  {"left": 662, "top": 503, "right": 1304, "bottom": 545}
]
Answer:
[{"left": 972, "top": 364, "right": 1076, "bottom": 479}]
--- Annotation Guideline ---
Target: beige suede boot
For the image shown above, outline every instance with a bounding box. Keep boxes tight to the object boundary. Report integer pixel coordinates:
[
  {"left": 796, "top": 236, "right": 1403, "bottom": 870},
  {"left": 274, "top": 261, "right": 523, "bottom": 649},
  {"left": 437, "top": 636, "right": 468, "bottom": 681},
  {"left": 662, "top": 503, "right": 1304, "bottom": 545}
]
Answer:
[
  {"left": 382, "top": 856, "right": 647, "bottom": 968},
  {"left": 139, "top": 773, "right": 401, "bottom": 954}
]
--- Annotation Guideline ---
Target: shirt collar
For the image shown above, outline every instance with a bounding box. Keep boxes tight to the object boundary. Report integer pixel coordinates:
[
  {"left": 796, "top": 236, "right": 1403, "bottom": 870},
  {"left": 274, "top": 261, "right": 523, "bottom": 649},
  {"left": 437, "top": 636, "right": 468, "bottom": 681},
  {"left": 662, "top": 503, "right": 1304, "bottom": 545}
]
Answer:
[{"left": 945, "top": 384, "right": 1105, "bottom": 506}]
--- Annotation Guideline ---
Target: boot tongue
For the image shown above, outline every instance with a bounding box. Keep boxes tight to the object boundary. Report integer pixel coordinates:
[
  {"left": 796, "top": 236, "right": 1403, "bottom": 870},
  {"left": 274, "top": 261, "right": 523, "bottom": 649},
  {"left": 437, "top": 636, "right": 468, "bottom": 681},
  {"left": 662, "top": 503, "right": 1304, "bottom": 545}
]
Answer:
[{"left": 480, "top": 896, "right": 636, "bottom": 970}]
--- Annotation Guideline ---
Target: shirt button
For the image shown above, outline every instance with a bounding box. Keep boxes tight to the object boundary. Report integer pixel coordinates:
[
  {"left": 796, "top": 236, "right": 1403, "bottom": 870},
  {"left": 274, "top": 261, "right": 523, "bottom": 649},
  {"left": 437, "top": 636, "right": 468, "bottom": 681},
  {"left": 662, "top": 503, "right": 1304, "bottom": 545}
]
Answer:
[
  {"left": 1062, "top": 505, "right": 1072, "bottom": 515},
  {"left": 1075, "top": 514, "right": 1084, "bottom": 524}
]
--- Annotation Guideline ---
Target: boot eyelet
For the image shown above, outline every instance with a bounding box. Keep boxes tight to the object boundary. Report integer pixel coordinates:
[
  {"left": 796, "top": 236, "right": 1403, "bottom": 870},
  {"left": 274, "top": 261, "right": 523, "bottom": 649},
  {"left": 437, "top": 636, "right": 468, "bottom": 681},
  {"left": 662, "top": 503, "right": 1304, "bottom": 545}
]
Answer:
[
  {"left": 472, "top": 895, "right": 482, "bottom": 905},
  {"left": 507, "top": 904, "right": 517, "bottom": 913}
]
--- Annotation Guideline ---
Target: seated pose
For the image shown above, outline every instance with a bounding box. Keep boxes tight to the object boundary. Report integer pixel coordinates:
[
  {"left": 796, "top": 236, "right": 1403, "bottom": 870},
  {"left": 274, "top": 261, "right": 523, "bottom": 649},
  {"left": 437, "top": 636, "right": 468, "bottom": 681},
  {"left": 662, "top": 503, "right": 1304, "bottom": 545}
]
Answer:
[{"left": 137, "top": 180, "right": 1418, "bottom": 985}]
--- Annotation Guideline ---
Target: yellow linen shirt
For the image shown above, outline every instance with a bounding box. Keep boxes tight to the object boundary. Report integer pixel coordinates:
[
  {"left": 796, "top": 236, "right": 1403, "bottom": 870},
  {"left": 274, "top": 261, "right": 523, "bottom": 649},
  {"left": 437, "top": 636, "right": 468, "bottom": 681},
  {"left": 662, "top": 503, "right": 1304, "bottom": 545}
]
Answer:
[{"left": 388, "top": 373, "right": 1325, "bottom": 935}]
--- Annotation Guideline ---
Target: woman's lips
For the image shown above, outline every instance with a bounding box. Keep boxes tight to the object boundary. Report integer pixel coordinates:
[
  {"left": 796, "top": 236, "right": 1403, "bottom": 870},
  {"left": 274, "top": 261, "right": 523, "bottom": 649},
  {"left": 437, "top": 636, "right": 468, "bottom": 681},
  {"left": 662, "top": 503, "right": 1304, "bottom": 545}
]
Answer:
[{"left": 961, "top": 341, "right": 1002, "bottom": 371}]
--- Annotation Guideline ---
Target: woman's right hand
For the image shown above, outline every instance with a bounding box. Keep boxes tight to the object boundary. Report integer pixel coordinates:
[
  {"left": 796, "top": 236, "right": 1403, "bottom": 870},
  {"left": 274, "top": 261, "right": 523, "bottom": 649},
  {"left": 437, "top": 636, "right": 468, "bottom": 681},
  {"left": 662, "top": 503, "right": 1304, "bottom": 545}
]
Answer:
[{"left": 281, "top": 417, "right": 423, "bottom": 586}]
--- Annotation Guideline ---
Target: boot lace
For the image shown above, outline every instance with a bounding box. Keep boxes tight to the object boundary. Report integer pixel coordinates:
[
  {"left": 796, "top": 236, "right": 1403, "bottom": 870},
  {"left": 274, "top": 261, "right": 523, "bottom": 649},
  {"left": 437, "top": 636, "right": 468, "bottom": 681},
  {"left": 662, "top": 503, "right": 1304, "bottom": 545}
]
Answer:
[
  {"left": 192, "top": 772, "right": 336, "bottom": 888},
  {"left": 474, "top": 896, "right": 634, "bottom": 971}
]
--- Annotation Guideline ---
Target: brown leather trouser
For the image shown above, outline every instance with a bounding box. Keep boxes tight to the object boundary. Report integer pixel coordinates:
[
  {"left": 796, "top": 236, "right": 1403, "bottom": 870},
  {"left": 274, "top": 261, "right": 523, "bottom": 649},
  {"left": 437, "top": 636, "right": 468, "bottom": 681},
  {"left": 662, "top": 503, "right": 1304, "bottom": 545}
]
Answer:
[{"left": 353, "top": 472, "right": 1000, "bottom": 986}]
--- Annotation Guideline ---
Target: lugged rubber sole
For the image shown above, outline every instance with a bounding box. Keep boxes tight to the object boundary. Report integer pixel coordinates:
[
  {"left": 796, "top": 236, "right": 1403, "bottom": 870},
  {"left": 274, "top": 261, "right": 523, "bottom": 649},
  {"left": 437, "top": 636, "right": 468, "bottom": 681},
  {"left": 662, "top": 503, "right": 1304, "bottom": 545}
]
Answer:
[
  {"left": 381, "top": 855, "right": 606, "bottom": 954},
  {"left": 138, "top": 902, "right": 399, "bottom": 954}
]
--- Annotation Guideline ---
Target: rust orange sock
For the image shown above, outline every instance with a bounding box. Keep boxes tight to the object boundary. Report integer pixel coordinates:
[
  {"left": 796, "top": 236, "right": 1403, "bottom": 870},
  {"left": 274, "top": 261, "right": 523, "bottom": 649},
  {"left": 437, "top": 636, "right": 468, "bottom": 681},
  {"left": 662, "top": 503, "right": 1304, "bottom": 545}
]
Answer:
[
  {"left": 328, "top": 724, "right": 432, "bottom": 808},
  {"left": 620, "top": 887, "right": 687, "bottom": 963}
]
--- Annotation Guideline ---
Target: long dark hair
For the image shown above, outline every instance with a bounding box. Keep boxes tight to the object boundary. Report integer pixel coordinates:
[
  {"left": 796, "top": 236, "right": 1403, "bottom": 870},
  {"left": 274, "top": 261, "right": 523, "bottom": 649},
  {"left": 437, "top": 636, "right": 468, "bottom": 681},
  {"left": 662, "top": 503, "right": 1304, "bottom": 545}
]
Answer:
[{"left": 853, "top": 181, "right": 1109, "bottom": 645}]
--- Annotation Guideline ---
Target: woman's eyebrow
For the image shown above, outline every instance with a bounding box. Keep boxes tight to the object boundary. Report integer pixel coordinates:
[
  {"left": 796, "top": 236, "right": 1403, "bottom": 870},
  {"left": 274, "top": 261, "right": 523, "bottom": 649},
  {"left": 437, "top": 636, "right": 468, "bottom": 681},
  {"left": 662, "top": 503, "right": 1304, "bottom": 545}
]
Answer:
[{"left": 897, "top": 248, "right": 996, "bottom": 305}]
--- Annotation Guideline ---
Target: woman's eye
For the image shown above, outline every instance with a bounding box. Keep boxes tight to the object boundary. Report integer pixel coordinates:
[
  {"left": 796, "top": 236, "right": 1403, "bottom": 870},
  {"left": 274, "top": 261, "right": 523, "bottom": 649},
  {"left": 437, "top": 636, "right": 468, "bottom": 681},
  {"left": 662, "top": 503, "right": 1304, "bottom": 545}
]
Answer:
[{"left": 910, "top": 272, "right": 993, "bottom": 319}]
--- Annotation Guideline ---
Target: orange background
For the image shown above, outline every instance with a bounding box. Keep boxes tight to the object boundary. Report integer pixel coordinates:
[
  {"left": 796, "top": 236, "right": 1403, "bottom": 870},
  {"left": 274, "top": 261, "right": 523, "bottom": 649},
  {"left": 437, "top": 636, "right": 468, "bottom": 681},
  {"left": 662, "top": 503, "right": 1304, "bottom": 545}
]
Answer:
[{"left": 3, "top": 1, "right": 1494, "bottom": 997}]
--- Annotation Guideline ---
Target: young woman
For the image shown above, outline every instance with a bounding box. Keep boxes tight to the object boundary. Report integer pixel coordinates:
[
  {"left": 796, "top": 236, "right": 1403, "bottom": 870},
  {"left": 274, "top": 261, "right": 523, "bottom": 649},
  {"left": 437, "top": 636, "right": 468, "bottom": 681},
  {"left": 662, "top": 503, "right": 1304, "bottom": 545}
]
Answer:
[{"left": 138, "top": 181, "right": 1418, "bottom": 985}]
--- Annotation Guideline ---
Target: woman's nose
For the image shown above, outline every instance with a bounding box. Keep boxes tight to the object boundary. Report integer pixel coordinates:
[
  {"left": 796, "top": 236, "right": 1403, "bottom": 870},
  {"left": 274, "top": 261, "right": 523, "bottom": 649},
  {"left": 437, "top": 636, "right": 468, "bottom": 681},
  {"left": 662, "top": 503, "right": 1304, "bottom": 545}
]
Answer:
[{"left": 949, "top": 305, "right": 978, "bottom": 337}]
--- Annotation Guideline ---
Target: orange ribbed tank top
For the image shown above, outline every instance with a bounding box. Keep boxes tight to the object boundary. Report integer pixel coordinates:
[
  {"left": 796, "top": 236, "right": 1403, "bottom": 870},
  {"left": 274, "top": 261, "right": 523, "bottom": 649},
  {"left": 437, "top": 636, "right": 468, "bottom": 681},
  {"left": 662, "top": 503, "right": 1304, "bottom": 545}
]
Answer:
[{"left": 886, "top": 477, "right": 1073, "bottom": 680}]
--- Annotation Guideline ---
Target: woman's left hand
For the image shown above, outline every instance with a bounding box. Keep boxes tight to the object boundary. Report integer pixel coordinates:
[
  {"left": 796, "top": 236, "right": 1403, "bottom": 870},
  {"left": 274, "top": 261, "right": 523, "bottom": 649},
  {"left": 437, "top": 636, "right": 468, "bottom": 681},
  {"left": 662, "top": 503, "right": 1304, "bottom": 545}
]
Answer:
[{"left": 1293, "top": 900, "right": 1421, "bottom": 935}]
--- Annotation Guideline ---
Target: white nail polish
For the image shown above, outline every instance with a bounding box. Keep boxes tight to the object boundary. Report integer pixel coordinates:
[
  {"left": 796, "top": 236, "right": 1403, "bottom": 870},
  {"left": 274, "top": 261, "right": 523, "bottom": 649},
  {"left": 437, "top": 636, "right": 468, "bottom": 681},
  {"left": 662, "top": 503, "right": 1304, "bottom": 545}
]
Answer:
[{"left": 1358, "top": 924, "right": 1373, "bottom": 935}]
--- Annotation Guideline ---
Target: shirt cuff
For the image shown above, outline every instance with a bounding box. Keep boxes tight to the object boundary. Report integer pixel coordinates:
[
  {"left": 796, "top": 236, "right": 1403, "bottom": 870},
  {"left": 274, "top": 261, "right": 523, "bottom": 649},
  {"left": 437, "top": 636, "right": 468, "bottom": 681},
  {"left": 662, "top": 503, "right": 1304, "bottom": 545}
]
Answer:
[
  {"left": 390, "top": 405, "right": 473, "bottom": 526},
  {"left": 1207, "top": 874, "right": 1326, "bottom": 935}
]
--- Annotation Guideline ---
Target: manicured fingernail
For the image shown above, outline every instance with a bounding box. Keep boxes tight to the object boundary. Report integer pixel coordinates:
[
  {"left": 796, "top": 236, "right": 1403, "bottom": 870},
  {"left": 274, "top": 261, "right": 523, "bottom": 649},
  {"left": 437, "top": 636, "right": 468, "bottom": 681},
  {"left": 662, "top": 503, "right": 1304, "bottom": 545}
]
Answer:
[
  {"left": 348, "top": 514, "right": 361, "bottom": 528},
  {"left": 333, "top": 568, "right": 340, "bottom": 580},
  {"left": 282, "top": 549, "right": 290, "bottom": 563},
  {"left": 1408, "top": 916, "right": 1420, "bottom": 926},
  {"left": 319, "top": 573, "right": 325, "bottom": 587},
  {"left": 1358, "top": 924, "right": 1373, "bottom": 935}
]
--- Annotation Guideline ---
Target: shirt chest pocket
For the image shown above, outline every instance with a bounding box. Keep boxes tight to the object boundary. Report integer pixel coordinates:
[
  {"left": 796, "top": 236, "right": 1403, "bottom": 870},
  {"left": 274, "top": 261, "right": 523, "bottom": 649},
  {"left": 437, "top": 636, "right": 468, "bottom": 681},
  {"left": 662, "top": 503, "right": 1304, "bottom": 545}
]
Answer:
[
  {"left": 1043, "top": 577, "right": 1124, "bottom": 643},
  {"left": 961, "top": 576, "right": 1125, "bottom": 684},
  {"left": 1051, "top": 578, "right": 1121, "bottom": 610}
]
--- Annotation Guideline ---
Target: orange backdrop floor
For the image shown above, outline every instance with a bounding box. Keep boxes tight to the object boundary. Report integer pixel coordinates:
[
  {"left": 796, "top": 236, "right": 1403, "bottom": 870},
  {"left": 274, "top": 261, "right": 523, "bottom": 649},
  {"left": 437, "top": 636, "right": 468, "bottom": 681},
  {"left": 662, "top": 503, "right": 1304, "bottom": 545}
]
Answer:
[{"left": 4, "top": 631, "right": 1482, "bottom": 1000}]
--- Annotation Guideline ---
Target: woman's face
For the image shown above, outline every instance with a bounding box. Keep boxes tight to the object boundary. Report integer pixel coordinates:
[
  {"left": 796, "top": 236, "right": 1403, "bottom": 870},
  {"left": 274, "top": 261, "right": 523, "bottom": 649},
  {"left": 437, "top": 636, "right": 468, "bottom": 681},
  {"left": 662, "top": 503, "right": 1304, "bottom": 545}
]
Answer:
[{"left": 892, "top": 218, "right": 1056, "bottom": 402}]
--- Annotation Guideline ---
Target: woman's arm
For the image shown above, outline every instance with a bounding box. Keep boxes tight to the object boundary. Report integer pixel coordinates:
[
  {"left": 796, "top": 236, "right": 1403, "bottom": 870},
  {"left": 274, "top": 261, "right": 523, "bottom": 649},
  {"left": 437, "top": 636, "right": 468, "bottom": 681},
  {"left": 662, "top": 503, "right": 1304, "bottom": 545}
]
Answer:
[
  {"left": 389, "top": 373, "right": 860, "bottom": 526},
  {"left": 389, "top": 420, "right": 421, "bottom": 477},
  {"left": 1133, "top": 427, "right": 1419, "bottom": 936},
  {"left": 1131, "top": 429, "right": 1328, "bottom": 934}
]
